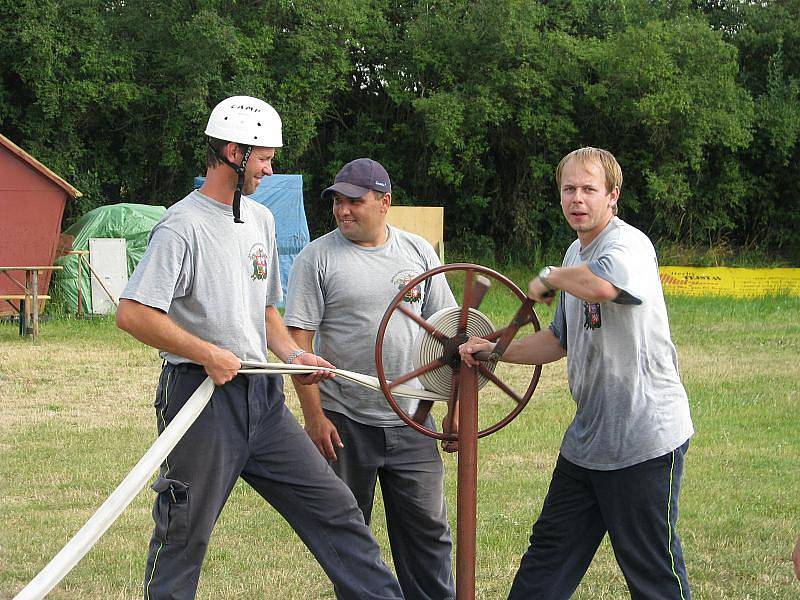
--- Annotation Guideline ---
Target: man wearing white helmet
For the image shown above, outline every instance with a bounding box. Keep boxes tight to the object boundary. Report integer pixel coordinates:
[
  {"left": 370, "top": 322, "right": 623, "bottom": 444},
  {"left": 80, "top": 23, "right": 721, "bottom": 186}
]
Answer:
[{"left": 117, "top": 96, "right": 403, "bottom": 600}]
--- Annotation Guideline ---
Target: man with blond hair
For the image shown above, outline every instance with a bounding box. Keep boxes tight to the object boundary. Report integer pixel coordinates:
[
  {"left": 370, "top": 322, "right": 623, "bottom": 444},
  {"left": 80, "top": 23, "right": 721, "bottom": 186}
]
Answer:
[{"left": 461, "top": 147, "right": 694, "bottom": 599}]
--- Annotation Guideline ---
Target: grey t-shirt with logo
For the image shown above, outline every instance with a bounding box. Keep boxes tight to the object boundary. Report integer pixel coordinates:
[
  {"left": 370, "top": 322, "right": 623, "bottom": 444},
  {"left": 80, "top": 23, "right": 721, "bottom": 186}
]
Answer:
[
  {"left": 549, "top": 217, "right": 694, "bottom": 470},
  {"left": 121, "top": 190, "right": 283, "bottom": 365},
  {"left": 284, "top": 226, "right": 456, "bottom": 427}
]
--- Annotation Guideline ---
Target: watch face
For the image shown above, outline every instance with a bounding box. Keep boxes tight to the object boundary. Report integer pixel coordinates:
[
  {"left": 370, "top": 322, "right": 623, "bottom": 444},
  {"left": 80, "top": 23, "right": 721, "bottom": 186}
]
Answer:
[{"left": 539, "top": 267, "right": 556, "bottom": 292}]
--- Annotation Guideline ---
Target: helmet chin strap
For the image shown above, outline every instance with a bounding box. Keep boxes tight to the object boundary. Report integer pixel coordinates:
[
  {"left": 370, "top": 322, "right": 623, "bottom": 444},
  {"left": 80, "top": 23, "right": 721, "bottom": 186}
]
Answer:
[{"left": 209, "top": 142, "right": 253, "bottom": 223}]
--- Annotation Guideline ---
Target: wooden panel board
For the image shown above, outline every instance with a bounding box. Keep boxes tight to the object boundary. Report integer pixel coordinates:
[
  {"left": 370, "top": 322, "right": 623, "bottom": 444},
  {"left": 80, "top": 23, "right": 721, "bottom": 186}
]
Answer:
[{"left": 386, "top": 206, "right": 444, "bottom": 262}]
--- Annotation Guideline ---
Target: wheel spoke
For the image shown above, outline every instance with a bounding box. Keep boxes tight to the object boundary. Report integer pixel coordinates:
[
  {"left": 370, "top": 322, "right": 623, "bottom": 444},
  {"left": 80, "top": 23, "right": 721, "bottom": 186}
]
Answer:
[
  {"left": 412, "top": 400, "right": 433, "bottom": 423},
  {"left": 397, "top": 304, "right": 448, "bottom": 343},
  {"left": 389, "top": 357, "right": 447, "bottom": 388},
  {"left": 484, "top": 298, "right": 536, "bottom": 361},
  {"left": 458, "top": 270, "right": 474, "bottom": 334},
  {"left": 469, "top": 275, "right": 492, "bottom": 309},
  {"left": 485, "top": 328, "right": 505, "bottom": 342},
  {"left": 442, "top": 369, "right": 460, "bottom": 440},
  {"left": 483, "top": 323, "right": 528, "bottom": 344},
  {"left": 479, "top": 364, "right": 523, "bottom": 404}
]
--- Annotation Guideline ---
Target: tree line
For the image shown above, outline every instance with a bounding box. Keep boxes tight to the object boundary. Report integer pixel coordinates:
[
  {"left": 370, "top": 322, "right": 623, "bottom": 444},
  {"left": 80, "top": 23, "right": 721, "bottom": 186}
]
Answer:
[{"left": 1, "top": 0, "right": 798, "bottom": 261}]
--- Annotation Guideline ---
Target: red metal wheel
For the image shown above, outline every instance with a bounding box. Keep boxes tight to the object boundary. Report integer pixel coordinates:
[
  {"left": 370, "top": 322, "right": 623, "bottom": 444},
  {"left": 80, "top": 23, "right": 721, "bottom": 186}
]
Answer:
[{"left": 375, "top": 263, "right": 542, "bottom": 441}]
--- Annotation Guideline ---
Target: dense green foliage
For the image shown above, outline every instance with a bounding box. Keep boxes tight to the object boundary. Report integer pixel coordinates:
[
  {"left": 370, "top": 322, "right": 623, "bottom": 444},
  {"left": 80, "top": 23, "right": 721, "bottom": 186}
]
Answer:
[{"left": 1, "top": 0, "right": 798, "bottom": 260}]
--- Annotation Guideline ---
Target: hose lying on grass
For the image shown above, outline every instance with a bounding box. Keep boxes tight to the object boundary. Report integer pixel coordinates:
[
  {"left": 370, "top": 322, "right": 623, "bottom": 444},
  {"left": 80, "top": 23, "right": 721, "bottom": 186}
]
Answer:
[
  {"left": 14, "top": 364, "right": 448, "bottom": 600},
  {"left": 13, "top": 377, "right": 216, "bottom": 600}
]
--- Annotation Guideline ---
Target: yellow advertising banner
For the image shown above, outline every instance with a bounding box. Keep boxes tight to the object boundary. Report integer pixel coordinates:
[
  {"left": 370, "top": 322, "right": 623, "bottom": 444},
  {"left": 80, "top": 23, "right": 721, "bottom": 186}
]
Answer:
[{"left": 659, "top": 266, "right": 800, "bottom": 298}]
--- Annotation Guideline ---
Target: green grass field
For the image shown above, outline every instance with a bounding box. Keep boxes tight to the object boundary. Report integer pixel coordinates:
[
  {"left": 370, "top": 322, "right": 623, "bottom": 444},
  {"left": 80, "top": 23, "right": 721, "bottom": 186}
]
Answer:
[{"left": 1, "top": 292, "right": 799, "bottom": 599}]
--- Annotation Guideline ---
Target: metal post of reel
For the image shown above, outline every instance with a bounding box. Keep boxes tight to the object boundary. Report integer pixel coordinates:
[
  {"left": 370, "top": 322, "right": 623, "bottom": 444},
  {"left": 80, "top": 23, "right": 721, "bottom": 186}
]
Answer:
[{"left": 455, "top": 363, "right": 479, "bottom": 599}]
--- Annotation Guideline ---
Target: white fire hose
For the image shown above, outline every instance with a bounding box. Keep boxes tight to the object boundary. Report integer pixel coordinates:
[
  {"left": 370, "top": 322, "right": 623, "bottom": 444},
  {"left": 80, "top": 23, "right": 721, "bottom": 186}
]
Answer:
[
  {"left": 239, "top": 360, "right": 451, "bottom": 402},
  {"left": 13, "top": 363, "right": 450, "bottom": 599},
  {"left": 12, "top": 376, "right": 216, "bottom": 600},
  {"left": 13, "top": 306, "right": 496, "bottom": 599}
]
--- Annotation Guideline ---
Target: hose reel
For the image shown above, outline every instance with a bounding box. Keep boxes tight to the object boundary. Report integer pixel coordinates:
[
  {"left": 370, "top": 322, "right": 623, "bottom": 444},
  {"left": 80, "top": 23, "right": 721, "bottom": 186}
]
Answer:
[{"left": 375, "top": 263, "right": 543, "bottom": 442}]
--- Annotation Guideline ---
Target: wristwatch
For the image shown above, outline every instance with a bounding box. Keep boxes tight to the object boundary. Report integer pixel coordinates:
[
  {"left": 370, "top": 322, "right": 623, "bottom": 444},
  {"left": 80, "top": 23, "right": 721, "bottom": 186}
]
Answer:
[{"left": 538, "top": 266, "right": 557, "bottom": 291}]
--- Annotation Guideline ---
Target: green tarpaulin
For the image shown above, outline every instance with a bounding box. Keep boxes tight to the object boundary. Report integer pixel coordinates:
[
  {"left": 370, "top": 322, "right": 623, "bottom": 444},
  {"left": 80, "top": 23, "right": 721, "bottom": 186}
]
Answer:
[{"left": 53, "top": 203, "right": 165, "bottom": 313}]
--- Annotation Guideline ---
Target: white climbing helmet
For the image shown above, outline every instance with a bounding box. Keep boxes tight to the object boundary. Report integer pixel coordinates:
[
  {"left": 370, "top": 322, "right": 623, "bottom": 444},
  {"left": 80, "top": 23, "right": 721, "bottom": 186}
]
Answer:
[{"left": 204, "top": 95, "right": 283, "bottom": 147}]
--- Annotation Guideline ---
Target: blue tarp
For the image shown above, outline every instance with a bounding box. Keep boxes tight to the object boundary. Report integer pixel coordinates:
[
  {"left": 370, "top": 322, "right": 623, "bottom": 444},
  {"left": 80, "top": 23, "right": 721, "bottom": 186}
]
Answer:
[{"left": 194, "top": 174, "right": 309, "bottom": 306}]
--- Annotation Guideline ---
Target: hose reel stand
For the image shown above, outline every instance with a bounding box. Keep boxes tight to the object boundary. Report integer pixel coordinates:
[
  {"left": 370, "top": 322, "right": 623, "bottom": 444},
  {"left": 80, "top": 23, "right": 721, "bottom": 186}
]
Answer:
[{"left": 375, "top": 263, "right": 543, "bottom": 600}]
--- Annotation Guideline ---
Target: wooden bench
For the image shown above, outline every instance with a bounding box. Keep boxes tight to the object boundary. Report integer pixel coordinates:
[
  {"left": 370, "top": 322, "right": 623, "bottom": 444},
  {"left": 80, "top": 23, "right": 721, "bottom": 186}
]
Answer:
[
  {"left": 2, "top": 295, "right": 52, "bottom": 336},
  {"left": 1, "top": 265, "right": 61, "bottom": 340},
  {"left": 0, "top": 295, "right": 51, "bottom": 301}
]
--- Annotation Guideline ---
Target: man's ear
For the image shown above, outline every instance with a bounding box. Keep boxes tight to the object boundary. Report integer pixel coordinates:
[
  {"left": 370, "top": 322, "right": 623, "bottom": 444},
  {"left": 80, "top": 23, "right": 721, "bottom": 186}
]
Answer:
[
  {"left": 224, "top": 142, "right": 239, "bottom": 162},
  {"left": 381, "top": 192, "right": 392, "bottom": 213},
  {"left": 608, "top": 186, "right": 620, "bottom": 210}
]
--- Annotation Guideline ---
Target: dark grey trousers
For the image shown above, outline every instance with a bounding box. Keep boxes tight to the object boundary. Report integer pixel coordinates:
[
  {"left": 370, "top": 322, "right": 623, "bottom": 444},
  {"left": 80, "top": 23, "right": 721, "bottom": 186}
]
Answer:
[
  {"left": 508, "top": 440, "right": 691, "bottom": 600},
  {"left": 143, "top": 364, "right": 403, "bottom": 600},
  {"left": 325, "top": 409, "right": 455, "bottom": 600}
]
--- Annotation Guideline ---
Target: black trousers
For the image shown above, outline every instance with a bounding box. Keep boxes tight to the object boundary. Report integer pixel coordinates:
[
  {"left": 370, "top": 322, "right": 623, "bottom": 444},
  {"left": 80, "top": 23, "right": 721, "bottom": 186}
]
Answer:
[
  {"left": 508, "top": 440, "right": 691, "bottom": 600},
  {"left": 326, "top": 410, "right": 455, "bottom": 600},
  {"left": 143, "top": 365, "right": 403, "bottom": 600}
]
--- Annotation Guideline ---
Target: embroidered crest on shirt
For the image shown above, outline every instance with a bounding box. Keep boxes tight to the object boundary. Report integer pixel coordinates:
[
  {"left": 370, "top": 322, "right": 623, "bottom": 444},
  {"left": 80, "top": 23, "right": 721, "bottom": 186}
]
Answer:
[
  {"left": 583, "top": 301, "right": 602, "bottom": 329},
  {"left": 392, "top": 269, "right": 423, "bottom": 303},
  {"left": 248, "top": 244, "right": 269, "bottom": 281}
]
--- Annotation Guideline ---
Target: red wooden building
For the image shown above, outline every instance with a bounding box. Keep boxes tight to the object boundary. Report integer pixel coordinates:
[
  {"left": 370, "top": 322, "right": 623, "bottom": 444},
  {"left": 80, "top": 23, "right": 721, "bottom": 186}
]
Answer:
[{"left": 0, "top": 133, "right": 82, "bottom": 316}]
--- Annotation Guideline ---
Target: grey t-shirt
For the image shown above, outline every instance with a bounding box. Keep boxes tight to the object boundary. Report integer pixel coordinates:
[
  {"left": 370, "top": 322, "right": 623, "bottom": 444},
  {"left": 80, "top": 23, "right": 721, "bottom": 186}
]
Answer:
[
  {"left": 284, "top": 226, "right": 457, "bottom": 426},
  {"left": 549, "top": 217, "right": 694, "bottom": 470},
  {"left": 121, "top": 190, "right": 283, "bottom": 364}
]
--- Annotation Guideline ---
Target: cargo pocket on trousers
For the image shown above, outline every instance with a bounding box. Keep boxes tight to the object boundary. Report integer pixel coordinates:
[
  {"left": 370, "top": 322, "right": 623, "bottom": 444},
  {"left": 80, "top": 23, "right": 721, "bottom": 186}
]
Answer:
[{"left": 151, "top": 475, "right": 190, "bottom": 545}]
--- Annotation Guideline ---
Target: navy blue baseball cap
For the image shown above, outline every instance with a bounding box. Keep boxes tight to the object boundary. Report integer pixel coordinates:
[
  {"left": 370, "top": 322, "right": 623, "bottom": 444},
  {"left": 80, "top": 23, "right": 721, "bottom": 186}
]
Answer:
[{"left": 321, "top": 158, "right": 391, "bottom": 199}]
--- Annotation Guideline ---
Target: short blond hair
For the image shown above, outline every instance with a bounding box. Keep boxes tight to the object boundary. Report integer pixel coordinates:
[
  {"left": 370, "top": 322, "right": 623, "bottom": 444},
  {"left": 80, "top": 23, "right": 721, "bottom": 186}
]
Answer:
[{"left": 555, "top": 147, "right": 623, "bottom": 215}]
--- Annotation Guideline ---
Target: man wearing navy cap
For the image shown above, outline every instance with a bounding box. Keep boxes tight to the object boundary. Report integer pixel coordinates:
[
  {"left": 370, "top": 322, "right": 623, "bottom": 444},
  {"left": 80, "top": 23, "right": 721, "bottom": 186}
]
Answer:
[{"left": 286, "top": 158, "right": 457, "bottom": 600}]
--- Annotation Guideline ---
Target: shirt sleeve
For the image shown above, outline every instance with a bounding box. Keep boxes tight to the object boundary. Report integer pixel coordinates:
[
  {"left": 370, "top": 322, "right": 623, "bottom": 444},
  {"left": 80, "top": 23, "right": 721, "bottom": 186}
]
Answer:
[
  {"left": 587, "top": 241, "right": 646, "bottom": 305},
  {"left": 421, "top": 244, "right": 458, "bottom": 318},
  {"left": 120, "top": 226, "right": 192, "bottom": 313},
  {"left": 284, "top": 250, "right": 325, "bottom": 330},
  {"left": 264, "top": 226, "right": 283, "bottom": 307},
  {"left": 548, "top": 291, "right": 568, "bottom": 350}
]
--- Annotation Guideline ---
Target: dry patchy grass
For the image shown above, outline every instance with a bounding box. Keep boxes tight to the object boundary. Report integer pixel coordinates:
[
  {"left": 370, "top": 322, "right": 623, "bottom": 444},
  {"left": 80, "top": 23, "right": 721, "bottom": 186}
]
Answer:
[{"left": 1, "top": 294, "right": 799, "bottom": 598}]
